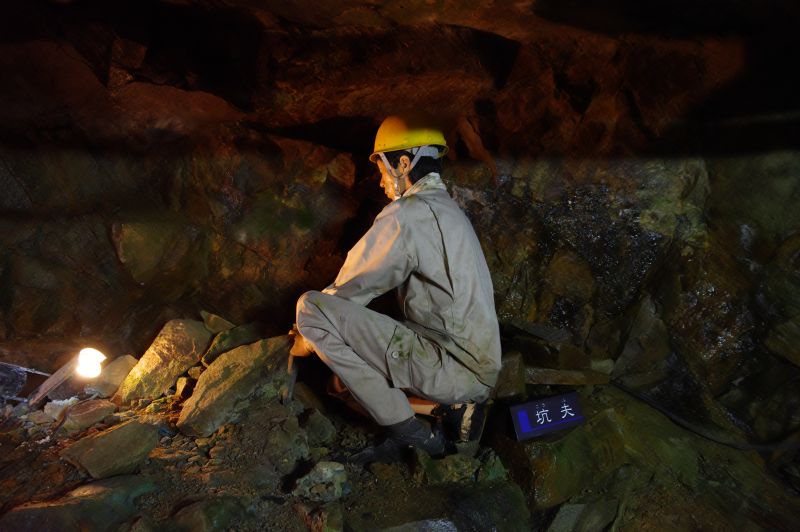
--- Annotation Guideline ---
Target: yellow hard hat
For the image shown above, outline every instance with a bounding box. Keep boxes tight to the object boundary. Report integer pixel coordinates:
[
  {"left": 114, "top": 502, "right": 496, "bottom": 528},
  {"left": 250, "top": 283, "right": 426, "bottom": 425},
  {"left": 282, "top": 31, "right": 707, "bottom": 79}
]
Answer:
[{"left": 369, "top": 115, "right": 448, "bottom": 162}]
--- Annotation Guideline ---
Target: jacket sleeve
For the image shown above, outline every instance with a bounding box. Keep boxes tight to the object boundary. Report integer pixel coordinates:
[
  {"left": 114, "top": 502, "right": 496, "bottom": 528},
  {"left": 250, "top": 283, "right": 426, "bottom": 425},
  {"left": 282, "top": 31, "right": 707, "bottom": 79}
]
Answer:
[{"left": 322, "top": 205, "right": 415, "bottom": 306}]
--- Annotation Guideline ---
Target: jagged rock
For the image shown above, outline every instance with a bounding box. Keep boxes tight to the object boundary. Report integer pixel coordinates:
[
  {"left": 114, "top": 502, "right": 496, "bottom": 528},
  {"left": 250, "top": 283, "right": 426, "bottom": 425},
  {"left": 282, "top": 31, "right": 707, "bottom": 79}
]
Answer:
[
  {"left": 143, "top": 397, "right": 170, "bottom": 414},
  {"left": 293, "top": 382, "right": 327, "bottom": 413},
  {"left": 488, "top": 394, "right": 625, "bottom": 508},
  {"left": 264, "top": 416, "right": 310, "bottom": 475},
  {"left": 491, "top": 386, "right": 800, "bottom": 528},
  {"left": 546, "top": 500, "right": 619, "bottom": 532},
  {"left": 612, "top": 295, "right": 671, "bottom": 388},
  {"left": 200, "top": 310, "right": 236, "bottom": 334},
  {"left": 295, "top": 502, "right": 344, "bottom": 532},
  {"left": 239, "top": 464, "right": 281, "bottom": 489},
  {"left": 176, "top": 336, "right": 291, "bottom": 437},
  {"left": 172, "top": 496, "right": 244, "bottom": 532},
  {"left": 175, "top": 377, "right": 192, "bottom": 398},
  {"left": 303, "top": 409, "right": 336, "bottom": 447},
  {"left": 543, "top": 249, "right": 596, "bottom": 302},
  {"left": 0, "top": 362, "right": 26, "bottom": 400},
  {"left": 111, "top": 219, "right": 207, "bottom": 293},
  {"left": 475, "top": 450, "right": 508, "bottom": 483},
  {"left": 414, "top": 450, "right": 480, "bottom": 485},
  {"left": 187, "top": 366, "right": 203, "bottom": 380},
  {"left": 26, "top": 410, "right": 52, "bottom": 425},
  {"left": 118, "top": 516, "right": 157, "bottom": 532},
  {"left": 61, "top": 420, "right": 158, "bottom": 479},
  {"left": 85, "top": 355, "right": 137, "bottom": 398},
  {"left": 201, "top": 322, "right": 262, "bottom": 367},
  {"left": 292, "top": 461, "right": 348, "bottom": 502},
  {"left": 524, "top": 367, "right": 610, "bottom": 385},
  {"left": 438, "top": 481, "right": 530, "bottom": 532},
  {"left": 381, "top": 519, "right": 457, "bottom": 532},
  {"left": 114, "top": 320, "right": 212, "bottom": 404},
  {"left": 492, "top": 351, "right": 526, "bottom": 400},
  {"left": 12, "top": 402, "right": 30, "bottom": 417},
  {"left": 589, "top": 359, "right": 615, "bottom": 374},
  {"left": 43, "top": 397, "right": 79, "bottom": 420},
  {"left": 617, "top": 292, "right": 750, "bottom": 437},
  {"left": 663, "top": 248, "right": 757, "bottom": 397},
  {"left": 765, "top": 317, "right": 800, "bottom": 366},
  {"left": 0, "top": 475, "right": 156, "bottom": 532},
  {"left": 62, "top": 399, "right": 116, "bottom": 433}
]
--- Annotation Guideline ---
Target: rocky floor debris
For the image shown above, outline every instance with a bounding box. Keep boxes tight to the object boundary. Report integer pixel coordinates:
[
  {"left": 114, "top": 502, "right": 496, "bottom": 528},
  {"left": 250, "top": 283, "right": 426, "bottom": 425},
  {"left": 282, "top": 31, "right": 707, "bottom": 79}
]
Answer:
[{"left": 1, "top": 327, "right": 798, "bottom": 531}]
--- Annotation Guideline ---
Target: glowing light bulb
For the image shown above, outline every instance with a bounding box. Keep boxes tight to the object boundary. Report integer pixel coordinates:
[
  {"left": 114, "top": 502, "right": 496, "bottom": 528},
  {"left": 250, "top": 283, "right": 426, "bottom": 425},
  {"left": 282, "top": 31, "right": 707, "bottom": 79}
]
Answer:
[{"left": 76, "top": 348, "right": 106, "bottom": 378}]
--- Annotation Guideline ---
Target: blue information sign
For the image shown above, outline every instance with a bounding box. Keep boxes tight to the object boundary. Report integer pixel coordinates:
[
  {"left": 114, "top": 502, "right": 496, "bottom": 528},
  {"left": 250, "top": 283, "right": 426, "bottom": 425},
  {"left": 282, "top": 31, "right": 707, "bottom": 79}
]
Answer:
[{"left": 510, "top": 391, "right": 585, "bottom": 440}]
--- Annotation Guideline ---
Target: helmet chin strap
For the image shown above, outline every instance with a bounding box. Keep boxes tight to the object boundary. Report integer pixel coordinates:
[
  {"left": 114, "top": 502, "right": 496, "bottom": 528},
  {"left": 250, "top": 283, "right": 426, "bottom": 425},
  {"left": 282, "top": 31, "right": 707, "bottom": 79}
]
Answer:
[
  {"left": 378, "top": 152, "right": 404, "bottom": 200},
  {"left": 378, "top": 147, "right": 431, "bottom": 200}
]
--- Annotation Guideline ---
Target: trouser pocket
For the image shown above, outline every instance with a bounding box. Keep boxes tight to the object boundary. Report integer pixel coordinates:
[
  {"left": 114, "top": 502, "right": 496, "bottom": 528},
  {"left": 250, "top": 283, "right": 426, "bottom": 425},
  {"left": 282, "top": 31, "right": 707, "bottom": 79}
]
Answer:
[{"left": 384, "top": 325, "right": 415, "bottom": 389}]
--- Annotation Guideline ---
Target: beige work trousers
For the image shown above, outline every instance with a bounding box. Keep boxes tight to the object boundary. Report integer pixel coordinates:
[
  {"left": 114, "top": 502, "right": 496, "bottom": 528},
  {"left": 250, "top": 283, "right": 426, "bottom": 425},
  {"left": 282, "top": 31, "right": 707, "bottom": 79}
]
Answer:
[{"left": 296, "top": 290, "right": 490, "bottom": 426}]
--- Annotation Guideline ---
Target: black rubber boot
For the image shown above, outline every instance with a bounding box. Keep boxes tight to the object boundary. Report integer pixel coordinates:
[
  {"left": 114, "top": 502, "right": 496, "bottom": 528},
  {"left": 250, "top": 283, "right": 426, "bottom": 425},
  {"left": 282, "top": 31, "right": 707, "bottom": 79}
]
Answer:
[{"left": 349, "top": 416, "right": 445, "bottom": 465}]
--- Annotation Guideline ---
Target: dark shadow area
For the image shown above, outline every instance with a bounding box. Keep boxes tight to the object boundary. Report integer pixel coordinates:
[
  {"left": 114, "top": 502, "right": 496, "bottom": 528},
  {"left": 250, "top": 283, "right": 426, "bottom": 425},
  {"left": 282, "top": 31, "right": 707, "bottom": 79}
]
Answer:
[
  {"left": 263, "top": 116, "right": 379, "bottom": 155},
  {"left": 468, "top": 28, "right": 521, "bottom": 90},
  {"left": 534, "top": 0, "right": 800, "bottom": 38},
  {"left": 534, "top": 0, "right": 800, "bottom": 157},
  {"left": 1, "top": 0, "right": 264, "bottom": 111}
]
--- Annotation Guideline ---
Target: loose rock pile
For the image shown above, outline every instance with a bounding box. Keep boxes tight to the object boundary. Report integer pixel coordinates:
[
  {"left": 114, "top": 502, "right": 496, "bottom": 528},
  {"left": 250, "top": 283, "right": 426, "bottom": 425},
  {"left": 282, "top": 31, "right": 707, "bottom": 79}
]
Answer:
[
  {"left": 1, "top": 311, "right": 797, "bottom": 530},
  {"left": 0, "top": 313, "right": 531, "bottom": 531}
]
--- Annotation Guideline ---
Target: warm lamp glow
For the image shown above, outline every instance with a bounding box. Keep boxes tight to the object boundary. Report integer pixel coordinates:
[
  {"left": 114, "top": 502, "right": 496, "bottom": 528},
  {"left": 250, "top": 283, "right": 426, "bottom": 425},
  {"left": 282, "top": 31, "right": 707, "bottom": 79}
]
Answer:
[{"left": 76, "top": 348, "right": 106, "bottom": 378}]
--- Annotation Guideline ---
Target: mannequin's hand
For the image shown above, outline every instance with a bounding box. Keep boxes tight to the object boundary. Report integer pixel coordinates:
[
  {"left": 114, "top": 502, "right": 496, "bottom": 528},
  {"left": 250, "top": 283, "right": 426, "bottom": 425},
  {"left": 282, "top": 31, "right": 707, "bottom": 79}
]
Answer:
[{"left": 288, "top": 325, "right": 314, "bottom": 357}]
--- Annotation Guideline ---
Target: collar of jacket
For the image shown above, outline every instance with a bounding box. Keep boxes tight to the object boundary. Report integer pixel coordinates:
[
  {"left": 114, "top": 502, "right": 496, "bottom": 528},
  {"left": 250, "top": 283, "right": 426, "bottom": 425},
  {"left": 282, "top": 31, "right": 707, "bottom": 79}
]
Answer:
[{"left": 401, "top": 172, "right": 446, "bottom": 198}]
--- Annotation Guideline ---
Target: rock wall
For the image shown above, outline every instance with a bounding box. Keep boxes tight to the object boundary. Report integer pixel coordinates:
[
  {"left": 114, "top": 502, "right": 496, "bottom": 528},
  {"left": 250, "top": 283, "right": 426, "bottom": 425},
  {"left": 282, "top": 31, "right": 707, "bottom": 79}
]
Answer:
[{"left": 0, "top": 0, "right": 798, "bottom": 463}]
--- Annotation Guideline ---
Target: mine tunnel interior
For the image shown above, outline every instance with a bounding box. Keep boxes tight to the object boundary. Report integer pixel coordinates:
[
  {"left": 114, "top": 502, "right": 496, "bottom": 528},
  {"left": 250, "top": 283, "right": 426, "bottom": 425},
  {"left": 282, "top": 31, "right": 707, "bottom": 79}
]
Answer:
[{"left": 0, "top": 0, "right": 799, "bottom": 530}]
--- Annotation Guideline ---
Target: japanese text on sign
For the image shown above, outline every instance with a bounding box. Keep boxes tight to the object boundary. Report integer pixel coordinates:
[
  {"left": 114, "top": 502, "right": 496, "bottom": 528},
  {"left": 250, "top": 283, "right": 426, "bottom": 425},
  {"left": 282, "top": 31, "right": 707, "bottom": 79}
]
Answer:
[{"left": 510, "top": 392, "right": 584, "bottom": 440}]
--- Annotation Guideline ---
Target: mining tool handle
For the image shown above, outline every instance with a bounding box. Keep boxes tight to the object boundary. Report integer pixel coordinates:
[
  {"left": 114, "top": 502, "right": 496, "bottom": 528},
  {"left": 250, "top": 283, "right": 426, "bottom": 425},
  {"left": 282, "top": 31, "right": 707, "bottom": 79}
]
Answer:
[{"left": 282, "top": 353, "right": 299, "bottom": 404}]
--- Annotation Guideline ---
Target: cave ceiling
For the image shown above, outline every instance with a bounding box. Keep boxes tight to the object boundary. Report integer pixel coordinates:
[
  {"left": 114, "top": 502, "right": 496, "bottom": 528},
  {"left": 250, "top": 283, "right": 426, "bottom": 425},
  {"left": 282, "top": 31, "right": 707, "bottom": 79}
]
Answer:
[{"left": 1, "top": 0, "right": 799, "bottom": 158}]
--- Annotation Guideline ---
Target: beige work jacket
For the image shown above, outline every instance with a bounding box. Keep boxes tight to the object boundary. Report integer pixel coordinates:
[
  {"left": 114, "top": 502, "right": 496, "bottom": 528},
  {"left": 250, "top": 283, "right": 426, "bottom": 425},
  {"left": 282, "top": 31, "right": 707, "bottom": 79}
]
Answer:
[{"left": 323, "top": 173, "right": 501, "bottom": 387}]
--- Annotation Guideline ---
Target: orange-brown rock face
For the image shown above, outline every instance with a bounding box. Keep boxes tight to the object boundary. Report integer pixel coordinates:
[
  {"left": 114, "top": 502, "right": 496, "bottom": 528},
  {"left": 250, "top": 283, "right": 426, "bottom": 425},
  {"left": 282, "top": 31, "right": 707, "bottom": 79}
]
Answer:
[{"left": 0, "top": 3, "right": 799, "bottom": 527}]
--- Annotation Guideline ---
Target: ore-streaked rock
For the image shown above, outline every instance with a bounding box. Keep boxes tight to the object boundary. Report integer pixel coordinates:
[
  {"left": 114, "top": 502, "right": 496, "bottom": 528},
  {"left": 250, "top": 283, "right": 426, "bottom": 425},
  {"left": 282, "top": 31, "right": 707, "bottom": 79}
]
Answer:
[
  {"left": 113, "top": 320, "right": 212, "bottom": 404},
  {"left": 302, "top": 409, "right": 336, "bottom": 447}
]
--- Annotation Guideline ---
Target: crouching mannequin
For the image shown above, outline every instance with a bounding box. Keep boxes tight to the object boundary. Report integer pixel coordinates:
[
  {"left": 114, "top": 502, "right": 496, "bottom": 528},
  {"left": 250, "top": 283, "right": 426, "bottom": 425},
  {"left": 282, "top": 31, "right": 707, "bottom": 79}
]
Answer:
[{"left": 294, "top": 115, "right": 501, "bottom": 463}]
